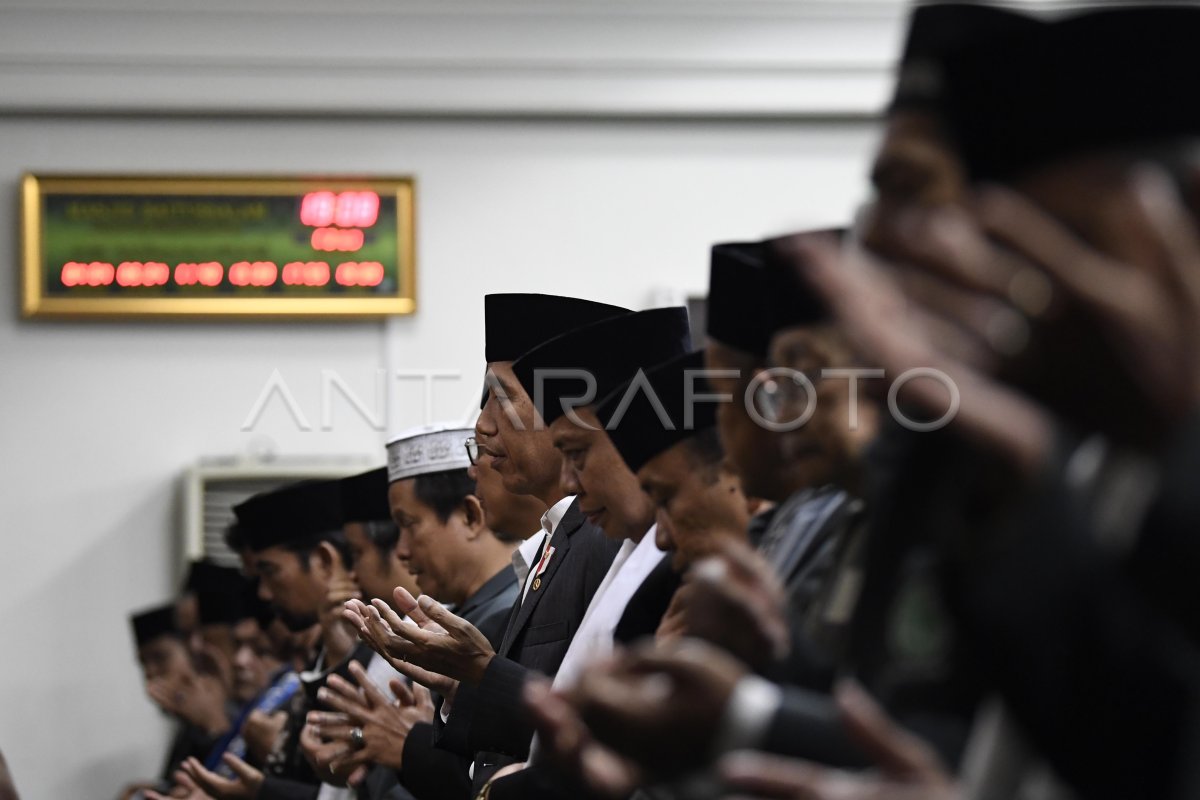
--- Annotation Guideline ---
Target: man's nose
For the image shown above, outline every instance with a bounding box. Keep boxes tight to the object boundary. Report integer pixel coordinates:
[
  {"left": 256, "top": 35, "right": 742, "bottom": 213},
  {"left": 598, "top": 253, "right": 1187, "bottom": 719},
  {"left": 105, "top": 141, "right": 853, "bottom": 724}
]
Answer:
[{"left": 560, "top": 462, "right": 582, "bottom": 495}]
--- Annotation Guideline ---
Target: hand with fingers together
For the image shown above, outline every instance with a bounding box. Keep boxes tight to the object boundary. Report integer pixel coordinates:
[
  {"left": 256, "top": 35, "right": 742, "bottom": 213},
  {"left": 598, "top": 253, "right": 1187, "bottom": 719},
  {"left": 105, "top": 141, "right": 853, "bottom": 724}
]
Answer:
[
  {"left": 718, "top": 681, "right": 959, "bottom": 800},
  {"left": 570, "top": 638, "right": 748, "bottom": 781},
  {"left": 802, "top": 166, "right": 1200, "bottom": 461},
  {"left": 676, "top": 539, "right": 791, "bottom": 672},
  {"left": 344, "top": 585, "right": 496, "bottom": 686},
  {"left": 790, "top": 232, "right": 1054, "bottom": 474},
  {"left": 298, "top": 715, "right": 366, "bottom": 787},
  {"left": 342, "top": 596, "right": 459, "bottom": 705},
  {"left": 308, "top": 659, "right": 436, "bottom": 774},
  {"left": 179, "top": 755, "right": 263, "bottom": 800},
  {"left": 147, "top": 672, "right": 230, "bottom": 737},
  {"left": 240, "top": 709, "right": 286, "bottom": 765},
  {"left": 523, "top": 680, "right": 642, "bottom": 800},
  {"left": 322, "top": 574, "right": 364, "bottom": 669}
]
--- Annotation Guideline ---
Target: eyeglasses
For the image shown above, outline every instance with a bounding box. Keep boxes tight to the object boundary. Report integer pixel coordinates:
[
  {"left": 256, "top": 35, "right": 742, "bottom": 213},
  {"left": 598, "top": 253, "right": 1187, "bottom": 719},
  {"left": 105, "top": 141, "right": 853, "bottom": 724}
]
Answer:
[{"left": 465, "top": 437, "right": 480, "bottom": 465}]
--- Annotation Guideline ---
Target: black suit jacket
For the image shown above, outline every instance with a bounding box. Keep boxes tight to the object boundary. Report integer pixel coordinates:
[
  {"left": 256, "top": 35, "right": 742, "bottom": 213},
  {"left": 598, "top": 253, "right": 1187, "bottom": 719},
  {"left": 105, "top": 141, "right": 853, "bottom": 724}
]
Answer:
[
  {"left": 448, "top": 500, "right": 618, "bottom": 788},
  {"left": 614, "top": 552, "right": 680, "bottom": 645},
  {"left": 399, "top": 566, "right": 520, "bottom": 800},
  {"left": 487, "top": 551, "right": 681, "bottom": 800}
]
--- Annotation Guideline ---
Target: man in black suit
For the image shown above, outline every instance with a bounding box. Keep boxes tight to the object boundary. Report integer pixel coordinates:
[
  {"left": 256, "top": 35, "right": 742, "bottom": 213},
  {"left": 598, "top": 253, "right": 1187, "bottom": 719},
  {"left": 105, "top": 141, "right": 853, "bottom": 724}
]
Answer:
[
  {"left": 346, "top": 294, "right": 626, "bottom": 793},
  {"left": 473, "top": 307, "right": 693, "bottom": 799}
]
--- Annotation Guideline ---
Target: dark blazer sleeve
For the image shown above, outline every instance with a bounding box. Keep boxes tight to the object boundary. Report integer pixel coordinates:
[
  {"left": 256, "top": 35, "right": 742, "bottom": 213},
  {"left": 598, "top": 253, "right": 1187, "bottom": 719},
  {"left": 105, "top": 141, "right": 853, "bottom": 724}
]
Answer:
[
  {"left": 614, "top": 554, "right": 680, "bottom": 645},
  {"left": 485, "top": 765, "right": 582, "bottom": 800},
  {"left": 465, "top": 656, "right": 537, "bottom": 758},
  {"left": 464, "top": 523, "right": 619, "bottom": 760},
  {"left": 431, "top": 684, "right": 476, "bottom": 758},
  {"left": 1127, "top": 412, "right": 1200, "bottom": 644},
  {"left": 759, "top": 687, "right": 871, "bottom": 768},
  {"left": 943, "top": 454, "right": 1200, "bottom": 800},
  {"left": 398, "top": 722, "right": 472, "bottom": 800},
  {"left": 430, "top": 576, "right": 519, "bottom": 758}
]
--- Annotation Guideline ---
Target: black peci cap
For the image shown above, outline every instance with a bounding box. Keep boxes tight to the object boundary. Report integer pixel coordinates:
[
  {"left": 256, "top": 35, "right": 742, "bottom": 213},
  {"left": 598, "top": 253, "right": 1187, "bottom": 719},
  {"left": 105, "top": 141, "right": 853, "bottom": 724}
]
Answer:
[
  {"left": 130, "top": 603, "right": 180, "bottom": 648},
  {"left": 890, "top": 2, "right": 1042, "bottom": 113},
  {"left": 340, "top": 467, "right": 392, "bottom": 524},
  {"left": 511, "top": 307, "right": 693, "bottom": 426},
  {"left": 233, "top": 479, "right": 345, "bottom": 552},
  {"left": 483, "top": 294, "right": 630, "bottom": 364},
  {"left": 597, "top": 349, "right": 721, "bottom": 474},
  {"left": 705, "top": 232, "right": 837, "bottom": 358},
  {"left": 194, "top": 564, "right": 254, "bottom": 627},
  {"left": 939, "top": 5, "right": 1200, "bottom": 181}
]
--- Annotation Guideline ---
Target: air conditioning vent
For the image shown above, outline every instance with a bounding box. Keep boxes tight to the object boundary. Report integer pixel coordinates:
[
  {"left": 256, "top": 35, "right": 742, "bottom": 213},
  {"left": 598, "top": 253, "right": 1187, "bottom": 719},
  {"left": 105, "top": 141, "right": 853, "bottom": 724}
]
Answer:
[{"left": 183, "top": 457, "right": 375, "bottom": 564}]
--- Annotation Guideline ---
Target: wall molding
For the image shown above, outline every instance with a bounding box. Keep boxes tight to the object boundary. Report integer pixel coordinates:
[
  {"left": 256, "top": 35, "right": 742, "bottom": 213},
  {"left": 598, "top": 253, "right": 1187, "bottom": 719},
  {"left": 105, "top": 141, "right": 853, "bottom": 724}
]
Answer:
[{"left": 0, "top": 0, "right": 906, "bottom": 117}]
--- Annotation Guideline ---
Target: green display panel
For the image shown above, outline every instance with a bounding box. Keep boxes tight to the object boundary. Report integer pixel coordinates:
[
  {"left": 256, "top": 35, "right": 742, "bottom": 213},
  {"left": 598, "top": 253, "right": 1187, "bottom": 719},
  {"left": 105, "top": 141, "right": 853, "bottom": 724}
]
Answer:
[{"left": 21, "top": 174, "right": 416, "bottom": 319}]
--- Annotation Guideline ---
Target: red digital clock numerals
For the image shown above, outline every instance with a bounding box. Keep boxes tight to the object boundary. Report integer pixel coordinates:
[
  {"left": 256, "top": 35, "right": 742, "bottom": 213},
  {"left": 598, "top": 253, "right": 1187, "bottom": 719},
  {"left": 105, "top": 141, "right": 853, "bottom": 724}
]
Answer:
[
  {"left": 175, "top": 262, "right": 224, "bottom": 287},
  {"left": 335, "top": 261, "right": 384, "bottom": 287},
  {"left": 61, "top": 261, "right": 114, "bottom": 287},
  {"left": 301, "top": 191, "right": 379, "bottom": 228},
  {"left": 282, "top": 261, "right": 330, "bottom": 287},
  {"left": 60, "top": 259, "right": 382, "bottom": 289},
  {"left": 301, "top": 191, "right": 378, "bottom": 253},
  {"left": 229, "top": 261, "right": 279, "bottom": 287}
]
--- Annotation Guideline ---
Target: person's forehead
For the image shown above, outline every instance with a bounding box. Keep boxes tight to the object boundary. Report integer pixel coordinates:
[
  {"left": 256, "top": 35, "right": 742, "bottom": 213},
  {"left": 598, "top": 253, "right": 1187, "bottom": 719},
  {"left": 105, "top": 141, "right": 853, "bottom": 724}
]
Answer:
[
  {"left": 388, "top": 478, "right": 419, "bottom": 511},
  {"left": 485, "top": 361, "right": 520, "bottom": 389},
  {"left": 639, "top": 441, "right": 691, "bottom": 486},
  {"left": 255, "top": 546, "right": 292, "bottom": 565},
  {"left": 390, "top": 476, "right": 445, "bottom": 520},
  {"left": 141, "top": 636, "right": 179, "bottom": 656},
  {"left": 342, "top": 521, "right": 368, "bottom": 545},
  {"left": 551, "top": 413, "right": 599, "bottom": 447}
]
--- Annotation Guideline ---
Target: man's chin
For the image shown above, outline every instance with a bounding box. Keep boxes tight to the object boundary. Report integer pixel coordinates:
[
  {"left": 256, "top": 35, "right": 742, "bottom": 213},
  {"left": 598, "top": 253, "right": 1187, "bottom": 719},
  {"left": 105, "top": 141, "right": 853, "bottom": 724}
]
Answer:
[{"left": 277, "top": 610, "right": 319, "bottom": 632}]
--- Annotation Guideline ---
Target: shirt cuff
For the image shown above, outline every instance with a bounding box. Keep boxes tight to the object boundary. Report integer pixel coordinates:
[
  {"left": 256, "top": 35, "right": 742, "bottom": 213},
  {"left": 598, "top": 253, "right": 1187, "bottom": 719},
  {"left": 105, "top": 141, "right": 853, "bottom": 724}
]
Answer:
[{"left": 713, "top": 674, "right": 783, "bottom": 755}]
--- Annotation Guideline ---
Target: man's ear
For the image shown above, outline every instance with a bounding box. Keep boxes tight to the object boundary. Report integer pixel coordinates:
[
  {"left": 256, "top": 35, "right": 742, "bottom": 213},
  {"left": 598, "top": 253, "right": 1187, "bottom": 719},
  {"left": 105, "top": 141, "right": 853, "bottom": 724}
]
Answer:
[
  {"left": 462, "top": 494, "right": 487, "bottom": 539},
  {"left": 312, "top": 541, "right": 340, "bottom": 576}
]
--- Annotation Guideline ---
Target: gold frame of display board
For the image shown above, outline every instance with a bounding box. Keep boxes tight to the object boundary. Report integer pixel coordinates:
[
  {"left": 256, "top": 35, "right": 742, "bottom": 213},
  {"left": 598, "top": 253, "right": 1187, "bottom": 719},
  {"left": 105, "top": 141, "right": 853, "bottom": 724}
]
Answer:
[{"left": 20, "top": 173, "right": 417, "bottom": 319}]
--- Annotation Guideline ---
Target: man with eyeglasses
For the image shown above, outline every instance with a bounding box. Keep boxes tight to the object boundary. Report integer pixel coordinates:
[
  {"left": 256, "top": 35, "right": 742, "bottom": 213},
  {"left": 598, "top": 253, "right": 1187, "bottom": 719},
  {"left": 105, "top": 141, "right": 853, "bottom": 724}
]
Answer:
[{"left": 345, "top": 294, "right": 625, "bottom": 796}]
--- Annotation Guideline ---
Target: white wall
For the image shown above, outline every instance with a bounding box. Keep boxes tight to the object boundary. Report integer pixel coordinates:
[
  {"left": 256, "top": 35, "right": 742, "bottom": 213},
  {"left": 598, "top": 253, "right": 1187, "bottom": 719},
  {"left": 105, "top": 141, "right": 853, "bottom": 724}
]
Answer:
[{"left": 0, "top": 2, "right": 899, "bottom": 798}]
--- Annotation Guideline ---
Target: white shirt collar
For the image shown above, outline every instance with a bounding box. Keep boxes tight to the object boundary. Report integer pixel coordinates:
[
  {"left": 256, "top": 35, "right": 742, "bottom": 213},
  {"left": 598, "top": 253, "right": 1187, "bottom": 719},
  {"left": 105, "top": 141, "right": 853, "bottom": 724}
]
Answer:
[
  {"left": 540, "top": 494, "right": 576, "bottom": 537},
  {"left": 513, "top": 530, "right": 547, "bottom": 586}
]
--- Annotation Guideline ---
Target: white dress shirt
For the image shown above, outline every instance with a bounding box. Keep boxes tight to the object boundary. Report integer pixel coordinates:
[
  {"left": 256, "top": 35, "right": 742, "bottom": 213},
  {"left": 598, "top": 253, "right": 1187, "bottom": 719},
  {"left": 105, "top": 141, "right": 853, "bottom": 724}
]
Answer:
[{"left": 527, "top": 526, "right": 664, "bottom": 762}]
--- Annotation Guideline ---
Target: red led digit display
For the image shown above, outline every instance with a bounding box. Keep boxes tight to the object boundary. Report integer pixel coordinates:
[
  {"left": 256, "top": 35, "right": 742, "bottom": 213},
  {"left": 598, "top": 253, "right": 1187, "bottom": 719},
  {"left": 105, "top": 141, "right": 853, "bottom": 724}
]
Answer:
[
  {"left": 282, "top": 261, "right": 331, "bottom": 287},
  {"left": 300, "top": 191, "right": 379, "bottom": 228},
  {"left": 311, "top": 227, "right": 365, "bottom": 252},
  {"left": 335, "top": 261, "right": 384, "bottom": 287}
]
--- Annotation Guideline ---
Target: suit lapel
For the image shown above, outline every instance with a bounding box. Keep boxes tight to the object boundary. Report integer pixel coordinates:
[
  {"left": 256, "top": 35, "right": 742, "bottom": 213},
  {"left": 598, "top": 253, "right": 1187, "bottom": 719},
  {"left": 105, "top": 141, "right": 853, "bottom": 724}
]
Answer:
[{"left": 500, "top": 499, "right": 583, "bottom": 656}]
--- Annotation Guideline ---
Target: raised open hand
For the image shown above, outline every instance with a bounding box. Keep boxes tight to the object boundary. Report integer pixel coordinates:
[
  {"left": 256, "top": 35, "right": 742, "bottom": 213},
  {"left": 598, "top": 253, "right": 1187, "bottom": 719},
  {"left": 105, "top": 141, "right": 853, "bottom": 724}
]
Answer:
[{"left": 345, "top": 589, "right": 494, "bottom": 686}]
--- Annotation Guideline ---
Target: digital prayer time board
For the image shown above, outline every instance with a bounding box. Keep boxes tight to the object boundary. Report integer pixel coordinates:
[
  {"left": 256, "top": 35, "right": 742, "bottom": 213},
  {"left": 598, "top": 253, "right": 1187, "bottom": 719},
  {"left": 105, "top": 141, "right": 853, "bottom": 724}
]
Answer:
[{"left": 20, "top": 175, "right": 416, "bottom": 319}]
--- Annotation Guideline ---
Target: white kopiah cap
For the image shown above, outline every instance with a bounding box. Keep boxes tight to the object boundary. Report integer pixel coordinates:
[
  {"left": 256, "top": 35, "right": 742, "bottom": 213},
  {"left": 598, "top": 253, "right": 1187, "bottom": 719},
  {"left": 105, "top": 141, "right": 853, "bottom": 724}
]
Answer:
[{"left": 386, "top": 423, "right": 475, "bottom": 483}]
